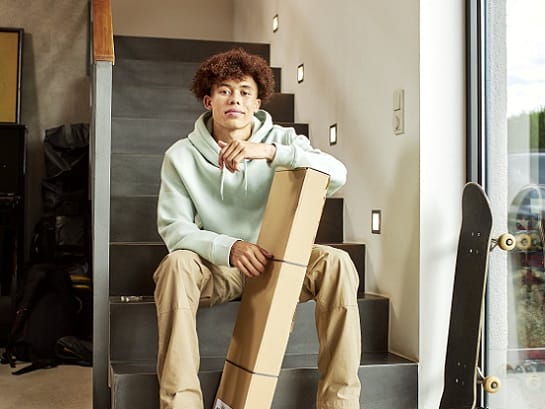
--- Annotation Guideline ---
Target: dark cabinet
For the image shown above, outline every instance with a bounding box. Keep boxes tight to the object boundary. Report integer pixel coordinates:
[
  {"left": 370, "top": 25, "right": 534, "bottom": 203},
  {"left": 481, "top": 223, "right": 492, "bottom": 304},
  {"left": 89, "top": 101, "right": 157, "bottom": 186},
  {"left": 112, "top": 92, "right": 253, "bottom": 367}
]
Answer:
[{"left": 0, "top": 124, "right": 26, "bottom": 345}]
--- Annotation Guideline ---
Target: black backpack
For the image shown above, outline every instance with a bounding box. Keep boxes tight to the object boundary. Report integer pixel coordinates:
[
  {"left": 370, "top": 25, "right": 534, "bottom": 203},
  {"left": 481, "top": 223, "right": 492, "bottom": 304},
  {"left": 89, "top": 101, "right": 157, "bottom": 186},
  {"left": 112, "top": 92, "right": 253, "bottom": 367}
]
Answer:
[{"left": 1, "top": 263, "right": 77, "bottom": 375}]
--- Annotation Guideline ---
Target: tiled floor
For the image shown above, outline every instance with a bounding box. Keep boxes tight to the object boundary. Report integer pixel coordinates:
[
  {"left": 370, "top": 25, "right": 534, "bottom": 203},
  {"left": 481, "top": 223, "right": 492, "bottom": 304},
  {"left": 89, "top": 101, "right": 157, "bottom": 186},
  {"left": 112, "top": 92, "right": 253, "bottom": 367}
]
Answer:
[{"left": 0, "top": 360, "right": 92, "bottom": 409}]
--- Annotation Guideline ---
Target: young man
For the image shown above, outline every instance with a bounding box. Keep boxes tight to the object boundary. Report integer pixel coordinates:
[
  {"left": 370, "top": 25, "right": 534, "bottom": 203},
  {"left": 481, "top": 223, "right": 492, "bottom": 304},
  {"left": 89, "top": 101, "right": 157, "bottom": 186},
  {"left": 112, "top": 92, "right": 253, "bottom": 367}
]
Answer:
[{"left": 153, "top": 48, "right": 361, "bottom": 409}]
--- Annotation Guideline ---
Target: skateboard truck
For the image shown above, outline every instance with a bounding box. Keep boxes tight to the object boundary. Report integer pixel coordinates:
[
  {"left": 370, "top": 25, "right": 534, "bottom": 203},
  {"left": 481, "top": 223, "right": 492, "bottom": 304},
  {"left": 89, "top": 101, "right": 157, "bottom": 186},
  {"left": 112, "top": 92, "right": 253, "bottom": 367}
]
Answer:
[
  {"left": 476, "top": 367, "right": 501, "bottom": 394},
  {"left": 490, "top": 233, "right": 516, "bottom": 252}
]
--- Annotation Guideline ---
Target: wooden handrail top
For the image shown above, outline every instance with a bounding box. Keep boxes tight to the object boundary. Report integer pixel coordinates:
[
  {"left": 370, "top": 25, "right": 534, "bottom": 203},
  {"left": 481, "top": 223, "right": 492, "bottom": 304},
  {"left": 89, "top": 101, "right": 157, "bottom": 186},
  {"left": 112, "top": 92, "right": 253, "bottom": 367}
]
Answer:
[{"left": 93, "top": 0, "right": 115, "bottom": 64}]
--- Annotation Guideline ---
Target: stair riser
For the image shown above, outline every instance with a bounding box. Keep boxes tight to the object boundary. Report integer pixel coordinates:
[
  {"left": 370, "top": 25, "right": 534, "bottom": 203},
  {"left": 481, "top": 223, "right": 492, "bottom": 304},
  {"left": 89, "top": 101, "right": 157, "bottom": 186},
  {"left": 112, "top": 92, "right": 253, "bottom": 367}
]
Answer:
[
  {"left": 109, "top": 242, "right": 364, "bottom": 297},
  {"left": 109, "top": 297, "right": 387, "bottom": 362},
  {"left": 111, "top": 119, "right": 307, "bottom": 156},
  {"left": 113, "top": 85, "right": 294, "bottom": 122},
  {"left": 111, "top": 363, "right": 417, "bottom": 409},
  {"left": 113, "top": 60, "right": 199, "bottom": 88},
  {"left": 114, "top": 36, "right": 271, "bottom": 63},
  {"left": 112, "top": 85, "right": 202, "bottom": 120},
  {"left": 112, "top": 118, "right": 193, "bottom": 155},
  {"left": 111, "top": 144, "right": 333, "bottom": 197},
  {"left": 110, "top": 196, "right": 344, "bottom": 245},
  {"left": 113, "top": 60, "right": 282, "bottom": 94}
]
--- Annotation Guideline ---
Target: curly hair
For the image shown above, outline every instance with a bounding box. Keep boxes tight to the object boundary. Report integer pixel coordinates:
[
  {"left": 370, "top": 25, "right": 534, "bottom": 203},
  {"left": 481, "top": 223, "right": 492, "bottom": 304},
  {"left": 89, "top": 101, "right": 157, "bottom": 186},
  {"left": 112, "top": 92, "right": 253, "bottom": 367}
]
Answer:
[{"left": 191, "top": 48, "right": 275, "bottom": 103}]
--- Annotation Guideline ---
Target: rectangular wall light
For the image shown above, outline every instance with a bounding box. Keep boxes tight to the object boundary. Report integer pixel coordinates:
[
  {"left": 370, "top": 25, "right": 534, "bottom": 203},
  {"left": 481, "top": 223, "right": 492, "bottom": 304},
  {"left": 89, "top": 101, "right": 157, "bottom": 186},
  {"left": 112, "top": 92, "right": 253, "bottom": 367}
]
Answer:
[
  {"left": 371, "top": 210, "right": 382, "bottom": 234},
  {"left": 297, "top": 64, "right": 304, "bottom": 83},
  {"left": 272, "top": 14, "right": 279, "bottom": 32},
  {"left": 329, "top": 123, "right": 337, "bottom": 145}
]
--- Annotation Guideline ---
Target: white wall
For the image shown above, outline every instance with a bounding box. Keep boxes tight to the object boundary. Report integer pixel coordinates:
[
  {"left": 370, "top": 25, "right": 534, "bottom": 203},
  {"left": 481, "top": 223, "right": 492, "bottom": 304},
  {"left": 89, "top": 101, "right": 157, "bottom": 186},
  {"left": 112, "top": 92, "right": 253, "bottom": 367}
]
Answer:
[
  {"left": 419, "top": 0, "right": 466, "bottom": 407},
  {"left": 112, "top": 0, "right": 235, "bottom": 40}
]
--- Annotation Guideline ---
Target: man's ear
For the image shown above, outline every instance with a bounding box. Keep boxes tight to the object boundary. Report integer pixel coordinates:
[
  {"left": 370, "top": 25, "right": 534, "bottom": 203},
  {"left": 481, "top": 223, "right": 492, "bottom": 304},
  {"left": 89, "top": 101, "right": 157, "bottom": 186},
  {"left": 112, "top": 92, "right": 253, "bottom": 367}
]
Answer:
[
  {"left": 203, "top": 95, "right": 212, "bottom": 110},
  {"left": 255, "top": 98, "right": 261, "bottom": 112}
]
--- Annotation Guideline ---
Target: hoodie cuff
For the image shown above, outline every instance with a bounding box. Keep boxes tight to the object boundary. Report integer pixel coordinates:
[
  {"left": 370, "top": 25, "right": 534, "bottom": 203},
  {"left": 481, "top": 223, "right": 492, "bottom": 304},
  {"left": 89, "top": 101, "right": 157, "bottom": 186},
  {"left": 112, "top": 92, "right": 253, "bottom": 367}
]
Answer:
[
  {"left": 211, "top": 234, "right": 239, "bottom": 266},
  {"left": 270, "top": 143, "right": 295, "bottom": 168}
]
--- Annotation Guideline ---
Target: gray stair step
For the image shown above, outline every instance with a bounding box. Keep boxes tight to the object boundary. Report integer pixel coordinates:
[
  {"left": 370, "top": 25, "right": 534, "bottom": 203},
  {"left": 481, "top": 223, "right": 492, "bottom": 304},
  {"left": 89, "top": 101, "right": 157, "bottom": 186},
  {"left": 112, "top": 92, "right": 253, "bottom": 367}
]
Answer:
[
  {"left": 316, "top": 197, "right": 343, "bottom": 243},
  {"left": 110, "top": 196, "right": 344, "bottom": 244},
  {"left": 111, "top": 118, "right": 304, "bottom": 156},
  {"left": 112, "top": 82, "right": 294, "bottom": 122},
  {"left": 109, "top": 353, "right": 417, "bottom": 409},
  {"left": 114, "top": 36, "right": 271, "bottom": 63},
  {"left": 110, "top": 242, "right": 364, "bottom": 297},
  {"left": 113, "top": 59, "right": 282, "bottom": 94},
  {"left": 272, "top": 67, "right": 281, "bottom": 93},
  {"left": 262, "top": 93, "right": 294, "bottom": 122},
  {"left": 113, "top": 59, "right": 200, "bottom": 88},
  {"left": 112, "top": 84, "right": 203, "bottom": 120},
  {"left": 109, "top": 294, "right": 385, "bottom": 362},
  {"left": 275, "top": 122, "right": 309, "bottom": 138},
  {"left": 111, "top": 117, "right": 193, "bottom": 155},
  {"left": 112, "top": 134, "right": 330, "bottom": 195}
]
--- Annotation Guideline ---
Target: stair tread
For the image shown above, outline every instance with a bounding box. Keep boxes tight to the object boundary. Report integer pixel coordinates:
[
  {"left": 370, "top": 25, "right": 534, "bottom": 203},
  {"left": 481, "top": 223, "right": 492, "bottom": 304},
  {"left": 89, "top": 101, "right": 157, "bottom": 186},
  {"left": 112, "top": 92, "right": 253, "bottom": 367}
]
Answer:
[
  {"left": 110, "top": 292, "right": 381, "bottom": 304},
  {"left": 110, "top": 352, "right": 416, "bottom": 376}
]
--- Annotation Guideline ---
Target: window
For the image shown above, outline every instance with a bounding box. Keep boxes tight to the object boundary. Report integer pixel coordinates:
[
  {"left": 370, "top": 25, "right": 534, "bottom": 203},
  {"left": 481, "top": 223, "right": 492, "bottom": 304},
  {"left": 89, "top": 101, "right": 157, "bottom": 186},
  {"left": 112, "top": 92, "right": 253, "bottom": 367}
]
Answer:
[{"left": 485, "top": 1, "right": 545, "bottom": 408}]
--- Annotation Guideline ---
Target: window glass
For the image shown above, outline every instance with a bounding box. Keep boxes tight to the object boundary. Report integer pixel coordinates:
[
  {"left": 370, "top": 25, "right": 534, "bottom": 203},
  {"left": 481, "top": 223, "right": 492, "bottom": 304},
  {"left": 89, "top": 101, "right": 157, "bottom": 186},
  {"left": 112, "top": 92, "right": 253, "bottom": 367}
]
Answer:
[{"left": 487, "top": 1, "right": 545, "bottom": 407}]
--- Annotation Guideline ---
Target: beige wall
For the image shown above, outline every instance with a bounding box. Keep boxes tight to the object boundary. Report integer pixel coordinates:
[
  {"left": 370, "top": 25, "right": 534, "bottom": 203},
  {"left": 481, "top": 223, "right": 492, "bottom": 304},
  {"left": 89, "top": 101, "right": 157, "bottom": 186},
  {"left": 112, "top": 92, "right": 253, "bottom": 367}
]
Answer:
[
  {"left": 232, "top": 0, "right": 421, "bottom": 360},
  {"left": 112, "top": 0, "right": 235, "bottom": 40},
  {"left": 0, "top": 0, "right": 91, "bottom": 257}
]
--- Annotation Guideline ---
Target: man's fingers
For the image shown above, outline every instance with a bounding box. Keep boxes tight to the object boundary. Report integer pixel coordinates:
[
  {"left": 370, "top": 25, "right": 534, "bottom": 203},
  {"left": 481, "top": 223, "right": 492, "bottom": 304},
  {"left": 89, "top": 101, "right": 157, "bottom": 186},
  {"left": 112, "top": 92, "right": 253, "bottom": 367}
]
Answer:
[
  {"left": 219, "top": 141, "right": 245, "bottom": 172},
  {"left": 230, "top": 241, "right": 272, "bottom": 277}
]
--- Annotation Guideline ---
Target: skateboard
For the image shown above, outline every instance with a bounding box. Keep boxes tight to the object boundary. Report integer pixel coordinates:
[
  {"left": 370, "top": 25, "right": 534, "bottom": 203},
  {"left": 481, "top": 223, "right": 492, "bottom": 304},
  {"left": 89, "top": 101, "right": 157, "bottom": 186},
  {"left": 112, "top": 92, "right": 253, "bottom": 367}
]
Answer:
[
  {"left": 440, "top": 182, "right": 514, "bottom": 409},
  {"left": 507, "top": 185, "right": 545, "bottom": 369}
]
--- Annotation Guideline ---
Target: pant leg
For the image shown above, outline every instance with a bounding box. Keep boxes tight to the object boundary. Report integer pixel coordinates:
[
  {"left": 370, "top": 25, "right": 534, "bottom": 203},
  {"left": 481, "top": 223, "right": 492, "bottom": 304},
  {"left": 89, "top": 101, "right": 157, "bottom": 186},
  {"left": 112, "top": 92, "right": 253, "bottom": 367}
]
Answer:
[
  {"left": 153, "top": 250, "right": 244, "bottom": 409},
  {"left": 299, "top": 244, "right": 362, "bottom": 409}
]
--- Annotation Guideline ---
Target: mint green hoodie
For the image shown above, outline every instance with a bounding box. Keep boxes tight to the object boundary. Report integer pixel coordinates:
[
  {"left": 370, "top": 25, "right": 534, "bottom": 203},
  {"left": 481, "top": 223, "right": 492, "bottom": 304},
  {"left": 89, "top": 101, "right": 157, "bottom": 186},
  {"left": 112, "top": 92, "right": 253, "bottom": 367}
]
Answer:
[{"left": 157, "top": 109, "right": 347, "bottom": 266}]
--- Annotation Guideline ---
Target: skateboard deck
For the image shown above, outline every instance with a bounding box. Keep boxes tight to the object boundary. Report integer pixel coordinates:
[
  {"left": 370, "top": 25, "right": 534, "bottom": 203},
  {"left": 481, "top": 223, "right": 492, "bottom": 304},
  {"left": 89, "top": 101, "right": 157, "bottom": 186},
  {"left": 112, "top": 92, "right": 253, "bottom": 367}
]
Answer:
[{"left": 440, "top": 182, "right": 494, "bottom": 409}]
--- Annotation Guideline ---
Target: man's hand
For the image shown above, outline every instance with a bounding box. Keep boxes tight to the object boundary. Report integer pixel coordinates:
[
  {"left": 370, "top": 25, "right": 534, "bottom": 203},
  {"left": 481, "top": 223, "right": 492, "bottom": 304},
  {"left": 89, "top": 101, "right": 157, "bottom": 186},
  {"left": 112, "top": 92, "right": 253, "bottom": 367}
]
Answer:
[
  {"left": 230, "top": 240, "right": 273, "bottom": 277},
  {"left": 218, "top": 140, "right": 276, "bottom": 172}
]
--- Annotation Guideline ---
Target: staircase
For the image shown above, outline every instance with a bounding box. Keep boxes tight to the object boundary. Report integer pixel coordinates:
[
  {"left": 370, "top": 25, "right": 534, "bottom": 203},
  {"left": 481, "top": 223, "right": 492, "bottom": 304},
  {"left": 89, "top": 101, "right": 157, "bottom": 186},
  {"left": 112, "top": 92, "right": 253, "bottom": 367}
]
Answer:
[{"left": 106, "top": 36, "right": 418, "bottom": 409}]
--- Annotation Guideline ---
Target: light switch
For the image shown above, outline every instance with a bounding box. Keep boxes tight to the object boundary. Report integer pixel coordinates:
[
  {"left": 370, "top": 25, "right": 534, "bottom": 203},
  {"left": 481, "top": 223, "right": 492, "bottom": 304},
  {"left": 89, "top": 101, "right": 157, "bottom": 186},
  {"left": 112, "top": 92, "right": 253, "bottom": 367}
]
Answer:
[{"left": 393, "top": 89, "right": 404, "bottom": 111}]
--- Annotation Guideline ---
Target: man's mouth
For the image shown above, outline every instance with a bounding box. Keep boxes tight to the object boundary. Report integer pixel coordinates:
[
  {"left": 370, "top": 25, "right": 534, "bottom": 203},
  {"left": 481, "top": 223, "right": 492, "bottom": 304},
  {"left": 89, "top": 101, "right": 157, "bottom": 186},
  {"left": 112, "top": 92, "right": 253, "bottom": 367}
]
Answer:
[{"left": 225, "top": 109, "right": 244, "bottom": 115}]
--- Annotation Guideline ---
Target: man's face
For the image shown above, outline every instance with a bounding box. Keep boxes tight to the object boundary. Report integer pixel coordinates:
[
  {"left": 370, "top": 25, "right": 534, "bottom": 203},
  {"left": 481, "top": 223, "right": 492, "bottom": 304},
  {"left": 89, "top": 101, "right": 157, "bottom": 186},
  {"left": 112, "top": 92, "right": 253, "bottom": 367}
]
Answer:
[{"left": 203, "top": 76, "right": 261, "bottom": 138}]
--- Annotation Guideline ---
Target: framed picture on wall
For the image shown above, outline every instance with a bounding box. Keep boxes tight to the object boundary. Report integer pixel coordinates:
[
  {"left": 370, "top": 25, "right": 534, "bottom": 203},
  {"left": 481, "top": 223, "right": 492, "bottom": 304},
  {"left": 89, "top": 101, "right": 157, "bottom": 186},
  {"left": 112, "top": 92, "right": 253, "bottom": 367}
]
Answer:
[{"left": 0, "top": 28, "right": 23, "bottom": 124}]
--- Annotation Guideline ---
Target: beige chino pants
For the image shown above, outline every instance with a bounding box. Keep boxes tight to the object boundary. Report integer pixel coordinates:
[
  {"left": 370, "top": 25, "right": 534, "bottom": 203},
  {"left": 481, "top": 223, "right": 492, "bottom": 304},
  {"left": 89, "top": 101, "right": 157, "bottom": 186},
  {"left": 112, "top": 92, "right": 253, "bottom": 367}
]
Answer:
[{"left": 153, "top": 244, "right": 361, "bottom": 409}]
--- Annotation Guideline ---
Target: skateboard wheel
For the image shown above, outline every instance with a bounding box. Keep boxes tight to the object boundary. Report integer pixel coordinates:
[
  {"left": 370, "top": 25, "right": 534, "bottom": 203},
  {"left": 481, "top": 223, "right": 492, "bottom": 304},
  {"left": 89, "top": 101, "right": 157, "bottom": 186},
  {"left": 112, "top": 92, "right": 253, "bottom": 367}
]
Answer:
[
  {"left": 498, "top": 233, "right": 516, "bottom": 251},
  {"left": 516, "top": 233, "right": 532, "bottom": 251},
  {"left": 483, "top": 376, "right": 501, "bottom": 393}
]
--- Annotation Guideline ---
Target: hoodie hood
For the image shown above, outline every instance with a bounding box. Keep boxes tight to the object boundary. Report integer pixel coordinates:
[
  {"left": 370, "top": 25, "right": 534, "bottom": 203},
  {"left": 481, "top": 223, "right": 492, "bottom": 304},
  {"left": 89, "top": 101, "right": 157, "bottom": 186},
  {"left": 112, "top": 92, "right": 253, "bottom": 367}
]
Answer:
[
  {"left": 187, "top": 110, "right": 274, "bottom": 199},
  {"left": 187, "top": 109, "right": 274, "bottom": 168}
]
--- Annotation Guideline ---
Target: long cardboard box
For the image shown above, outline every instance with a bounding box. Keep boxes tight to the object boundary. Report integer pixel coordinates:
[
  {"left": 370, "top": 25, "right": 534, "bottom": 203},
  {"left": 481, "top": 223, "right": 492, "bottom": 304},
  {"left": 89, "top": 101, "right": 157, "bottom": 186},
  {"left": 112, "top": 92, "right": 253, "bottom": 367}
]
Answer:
[
  {"left": 214, "top": 361, "right": 277, "bottom": 409},
  {"left": 214, "top": 167, "right": 330, "bottom": 409}
]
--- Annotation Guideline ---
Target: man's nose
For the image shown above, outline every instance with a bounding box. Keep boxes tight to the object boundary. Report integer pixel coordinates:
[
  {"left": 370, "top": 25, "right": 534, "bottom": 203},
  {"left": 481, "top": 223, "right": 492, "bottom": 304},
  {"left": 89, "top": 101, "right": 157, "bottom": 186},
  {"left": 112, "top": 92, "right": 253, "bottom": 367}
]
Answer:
[{"left": 229, "top": 92, "right": 241, "bottom": 104}]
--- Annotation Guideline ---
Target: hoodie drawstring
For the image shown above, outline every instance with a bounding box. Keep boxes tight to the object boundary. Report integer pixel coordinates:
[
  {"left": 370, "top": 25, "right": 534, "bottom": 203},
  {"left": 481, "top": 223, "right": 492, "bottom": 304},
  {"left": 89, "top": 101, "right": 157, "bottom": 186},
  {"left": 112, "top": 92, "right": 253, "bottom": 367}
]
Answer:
[
  {"left": 220, "top": 167, "right": 225, "bottom": 200},
  {"left": 243, "top": 161, "right": 248, "bottom": 197}
]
